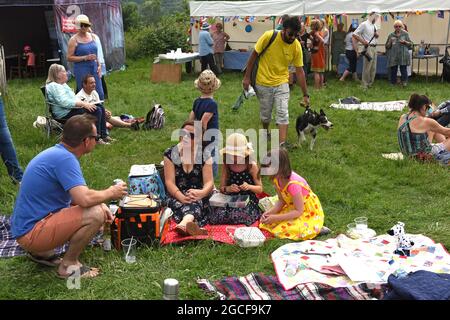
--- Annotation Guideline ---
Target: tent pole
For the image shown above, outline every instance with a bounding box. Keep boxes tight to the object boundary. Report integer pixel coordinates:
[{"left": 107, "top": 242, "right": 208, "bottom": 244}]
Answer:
[{"left": 444, "top": 11, "right": 450, "bottom": 82}]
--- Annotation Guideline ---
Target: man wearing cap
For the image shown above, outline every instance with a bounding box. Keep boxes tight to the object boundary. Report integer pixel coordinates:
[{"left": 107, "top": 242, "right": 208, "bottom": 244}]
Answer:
[
  {"left": 242, "top": 15, "right": 309, "bottom": 148},
  {"left": 353, "top": 11, "right": 380, "bottom": 89},
  {"left": 198, "top": 22, "right": 220, "bottom": 75}
]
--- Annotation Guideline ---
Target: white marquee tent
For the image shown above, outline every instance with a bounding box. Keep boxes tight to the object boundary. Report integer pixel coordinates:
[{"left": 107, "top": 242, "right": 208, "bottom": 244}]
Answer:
[{"left": 190, "top": 0, "right": 450, "bottom": 74}]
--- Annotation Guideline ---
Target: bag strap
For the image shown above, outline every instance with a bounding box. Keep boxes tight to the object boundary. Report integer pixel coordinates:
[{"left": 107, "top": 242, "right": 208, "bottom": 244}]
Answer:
[{"left": 259, "top": 30, "right": 279, "bottom": 58}]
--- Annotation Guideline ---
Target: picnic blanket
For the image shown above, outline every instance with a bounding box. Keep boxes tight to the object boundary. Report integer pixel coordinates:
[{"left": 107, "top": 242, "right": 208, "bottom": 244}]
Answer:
[
  {"left": 330, "top": 100, "right": 407, "bottom": 112},
  {"left": 198, "top": 272, "right": 387, "bottom": 300},
  {"left": 160, "top": 219, "right": 273, "bottom": 245},
  {"left": 272, "top": 234, "right": 450, "bottom": 290},
  {"left": 0, "top": 215, "right": 100, "bottom": 258}
]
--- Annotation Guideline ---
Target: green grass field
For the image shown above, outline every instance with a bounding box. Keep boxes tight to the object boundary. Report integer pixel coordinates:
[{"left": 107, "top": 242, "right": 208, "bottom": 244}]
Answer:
[{"left": 0, "top": 59, "right": 449, "bottom": 299}]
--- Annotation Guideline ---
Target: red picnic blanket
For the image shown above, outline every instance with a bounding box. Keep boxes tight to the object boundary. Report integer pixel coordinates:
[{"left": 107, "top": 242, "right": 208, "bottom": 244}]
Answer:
[{"left": 160, "top": 219, "right": 273, "bottom": 245}]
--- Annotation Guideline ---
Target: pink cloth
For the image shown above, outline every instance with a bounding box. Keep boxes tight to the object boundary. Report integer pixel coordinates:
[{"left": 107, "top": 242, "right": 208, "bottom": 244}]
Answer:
[
  {"left": 212, "top": 31, "right": 228, "bottom": 53},
  {"left": 277, "top": 172, "right": 310, "bottom": 197},
  {"left": 25, "top": 52, "right": 35, "bottom": 66}
]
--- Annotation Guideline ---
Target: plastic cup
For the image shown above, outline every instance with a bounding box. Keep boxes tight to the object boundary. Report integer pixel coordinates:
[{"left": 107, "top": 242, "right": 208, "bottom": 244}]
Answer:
[
  {"left": 121, "top": 238, "right": 137, "bottom": 263},
  {"left": 347, "top": 222, "right": 356, "bottom": 232},
  {"left": 354, "top": 217, "right": 368, "bottom": 231}
]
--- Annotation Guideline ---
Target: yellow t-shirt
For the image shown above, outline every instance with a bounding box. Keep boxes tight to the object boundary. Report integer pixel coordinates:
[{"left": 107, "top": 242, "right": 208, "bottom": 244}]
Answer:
[{"left": 255, "top": 31, "right": 303, "bottom": 87}]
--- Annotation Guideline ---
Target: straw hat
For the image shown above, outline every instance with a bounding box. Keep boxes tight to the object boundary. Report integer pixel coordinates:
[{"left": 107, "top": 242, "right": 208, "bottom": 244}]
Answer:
[
  {"left": 75, "top": 14, "right": 92, "bottom": 29},
  {"left": 194, "top": 70, "right": 221, "bottom": 94},
  {"left": 220, "top": 133, "right": 254, "bottom": 158}
]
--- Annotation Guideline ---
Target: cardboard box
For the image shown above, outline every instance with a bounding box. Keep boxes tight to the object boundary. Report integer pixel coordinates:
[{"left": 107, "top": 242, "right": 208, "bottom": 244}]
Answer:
[{"left": 151, "top": 63, "right": 181, "bottom": 83}]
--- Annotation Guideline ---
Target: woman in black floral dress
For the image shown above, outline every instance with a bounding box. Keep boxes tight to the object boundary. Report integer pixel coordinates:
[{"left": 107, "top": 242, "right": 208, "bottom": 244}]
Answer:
[
  {"left": 209, "top": 133, "right": 263, "bottom": 225},
  {"left": 163, "top": 121, "right": 214, "bottom": 236}
]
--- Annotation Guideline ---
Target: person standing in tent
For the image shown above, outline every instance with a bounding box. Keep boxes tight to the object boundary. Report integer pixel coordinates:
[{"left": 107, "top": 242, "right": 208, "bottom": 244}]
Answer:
[
  {"left": 198, "top": 22, "right": 220, "bottom": 75},
  {"left": 352, "top": 11, "right": 380, "bottom": 89},
  {"left": 212, "top": 22, "right": 230, "bottom": 74},
  {"left": 67, "top": 14, "right": 104, "bottom": 100},
  {"left": 331, "top": 23, "right": 346, "bottom": 74},
  {"left": 242, "top": 15, "right": 309, "bottom": 149},
  {"left": 385, "top": 20, "right": 413, "bottom": 87}
]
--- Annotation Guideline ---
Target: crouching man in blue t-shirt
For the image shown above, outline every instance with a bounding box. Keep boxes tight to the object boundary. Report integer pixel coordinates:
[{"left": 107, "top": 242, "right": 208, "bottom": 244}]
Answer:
[{"left": 11, "top": 114, "right": 127, "bottom": 279}]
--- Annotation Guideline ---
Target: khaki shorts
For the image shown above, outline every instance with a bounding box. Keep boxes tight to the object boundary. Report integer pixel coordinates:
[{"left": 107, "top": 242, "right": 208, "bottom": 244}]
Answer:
[
  {"left": 17, "top": 206, "right": 84, "bottom": 253},
  {"left": 255, "top": 83, "right": 290, "bottom": 125}
]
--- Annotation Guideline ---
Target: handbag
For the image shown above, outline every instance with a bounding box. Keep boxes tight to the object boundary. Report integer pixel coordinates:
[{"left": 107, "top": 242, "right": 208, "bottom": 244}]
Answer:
[
  {"left": 225, "top": 41, "right": 232, "bottom": 51},
  {"left": 242, "top": 30, "right": 279, "bottom": 87}
]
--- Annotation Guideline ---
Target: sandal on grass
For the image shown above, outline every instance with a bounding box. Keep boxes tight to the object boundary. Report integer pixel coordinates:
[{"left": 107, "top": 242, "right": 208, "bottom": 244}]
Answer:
[
  {"left": 56, "top": 265, "right": 100, "bottom": 279},
  {"left": 27, "top": 253, "right": 62, "bottom": 267},
  {"left": 185, "top": 222, "right": 208, "bottom": 236}
]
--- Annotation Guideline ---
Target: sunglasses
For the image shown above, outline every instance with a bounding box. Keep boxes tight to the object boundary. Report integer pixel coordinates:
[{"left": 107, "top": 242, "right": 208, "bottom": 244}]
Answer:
[
  {"left": 80, "top": 23, "right": 90, "bottom": 28},
  {"left": 285, "top": 31, "right": 299, "bottom": 38},
  {"left": 394, "top": 25, "right": 402, "bottom": 28},
  {"left": 180, "top": 130, "right": 195, "bottom": 140},
  {"left": 85, "top": 135, "right": 100, "bottom": 142}
]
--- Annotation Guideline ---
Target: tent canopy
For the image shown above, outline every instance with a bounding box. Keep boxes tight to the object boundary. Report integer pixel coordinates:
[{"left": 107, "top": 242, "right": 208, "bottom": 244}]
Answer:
[
  {"left": 189, "top": 0, "right": 450, "bottom": 17},
  {"left": 190, "top": 0, "right": 303, "bottom": 17}
]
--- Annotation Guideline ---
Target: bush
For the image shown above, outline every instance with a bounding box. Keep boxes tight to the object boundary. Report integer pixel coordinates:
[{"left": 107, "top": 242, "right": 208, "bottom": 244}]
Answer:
[{"left": 125, "top": 14, "right": 190, "bottom": 60}]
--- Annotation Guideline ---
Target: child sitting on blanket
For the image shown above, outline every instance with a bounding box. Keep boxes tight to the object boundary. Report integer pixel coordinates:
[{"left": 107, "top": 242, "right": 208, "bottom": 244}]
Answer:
[
  {"left": 208, "top": 133, "right": 263, "bottom": 225},
  {"left": 259, "top": 148, "right": 325, "bottom": 240}
]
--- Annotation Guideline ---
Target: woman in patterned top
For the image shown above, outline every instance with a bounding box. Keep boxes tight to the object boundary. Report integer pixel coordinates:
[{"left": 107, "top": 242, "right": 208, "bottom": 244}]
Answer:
[
  {"left": 163, "top": 121, "right": 214, "bottom": 236},
  {"left": 385, "top": 20, "right": 413, "bottom": 86},
  {"left": 209, "top": 133, "right": 262, "bottom": 225}
]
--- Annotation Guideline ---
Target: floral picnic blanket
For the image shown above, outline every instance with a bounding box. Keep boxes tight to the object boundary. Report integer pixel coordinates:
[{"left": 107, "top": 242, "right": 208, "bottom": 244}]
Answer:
[
  {"left": 272, "top": 234, "right": 450, "bottom": 290},
  {"left": 330, "top": 100, "right": 407, "bottom": 112}
]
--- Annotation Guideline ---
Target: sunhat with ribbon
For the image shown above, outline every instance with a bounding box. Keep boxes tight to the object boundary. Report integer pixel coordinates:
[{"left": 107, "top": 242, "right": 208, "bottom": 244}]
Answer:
[
  {"left": 220, "top": 133, "right": 254, "bottom": 158},
  {"left": 194, "top": 70, "right": 221, "bottom": 94}
]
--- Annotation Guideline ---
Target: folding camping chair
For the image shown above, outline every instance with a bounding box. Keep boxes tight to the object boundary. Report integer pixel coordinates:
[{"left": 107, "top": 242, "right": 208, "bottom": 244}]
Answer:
[{"left": 40, "top": 85, "right": 65, "bottom": 139}]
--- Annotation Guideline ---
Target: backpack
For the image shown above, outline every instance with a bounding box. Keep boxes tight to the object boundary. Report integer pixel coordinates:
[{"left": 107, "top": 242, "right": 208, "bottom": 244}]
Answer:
[
  {"left": 440, "top": 47, "right": 450, "bottom": 82},
  {"left": 242, "top": 30, "right": 278, "bottom": 88},
  {"left": 142, "top": 104, "right": 165, "bottom": 130}
]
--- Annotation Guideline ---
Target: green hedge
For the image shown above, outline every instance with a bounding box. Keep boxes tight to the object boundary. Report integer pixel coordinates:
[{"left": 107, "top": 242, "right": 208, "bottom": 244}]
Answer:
[{"left": 125, "top": 15, "right": 190, "bottom": 59}]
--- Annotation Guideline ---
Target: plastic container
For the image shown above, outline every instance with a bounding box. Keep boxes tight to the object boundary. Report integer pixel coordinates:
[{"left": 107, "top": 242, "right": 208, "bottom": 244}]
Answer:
[
  {"left": 284, "top": 259, "right": 299, "bottom": 277},
  {"left": 163, "top": 278, "right": 179, "bottom": 300},
  {"left": 228, "top": 227, "right": 266, "bottom": 248}
]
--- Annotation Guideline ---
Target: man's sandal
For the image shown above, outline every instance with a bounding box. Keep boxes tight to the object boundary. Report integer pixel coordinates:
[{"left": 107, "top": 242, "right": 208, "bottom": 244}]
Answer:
[
  {"left": 27, "top": 253, "right": 62, "bottom": 267},
  {"left": 56, "top": 265, "right": 100, "bottom": 279}
]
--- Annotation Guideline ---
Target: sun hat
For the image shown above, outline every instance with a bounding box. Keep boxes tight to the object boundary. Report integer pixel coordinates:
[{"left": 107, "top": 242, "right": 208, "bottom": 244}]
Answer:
[
  {"left": 194, "top": 70, "right": 221, "bottom": 94},
  {"left": 201, "top": 22, "right": 211, "bottom": 30},
  {"left": 220, "top": 133, "right": 254, "bottom": 158},
  {"left": 75, "top": 14, "right": 92, "bottom": 29}
]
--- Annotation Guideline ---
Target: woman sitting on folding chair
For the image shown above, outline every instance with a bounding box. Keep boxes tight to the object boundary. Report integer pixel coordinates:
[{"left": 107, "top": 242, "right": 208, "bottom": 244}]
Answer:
[{"left": 45, "top": 63, "right": 109, "bottom": 145}]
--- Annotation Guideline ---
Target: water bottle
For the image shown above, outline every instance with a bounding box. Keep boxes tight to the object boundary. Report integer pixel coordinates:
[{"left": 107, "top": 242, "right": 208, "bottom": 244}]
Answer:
[
  {"left": 284, "top": 259, "right": 299, "bottom": 277},
  {"left": 163, "top": 278, "right": 179, "bottom": 300}
]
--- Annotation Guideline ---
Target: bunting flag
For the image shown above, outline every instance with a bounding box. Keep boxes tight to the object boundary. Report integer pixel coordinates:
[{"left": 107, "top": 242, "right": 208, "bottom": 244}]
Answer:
[
  {"left": 437, "top": 10, "right": 445, "bottom": 19},
  {"left": 389, "top": 12, "right": 395, "bottom": 19}
]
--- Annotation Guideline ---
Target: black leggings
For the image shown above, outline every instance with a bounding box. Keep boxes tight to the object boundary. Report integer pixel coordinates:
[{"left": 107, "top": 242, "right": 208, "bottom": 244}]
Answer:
[
  {"left": 200, "top": 53, "right": 220, "bottom": 75},
  {"left": 345, "top": 50, "right": 357, "bottom": 73}
]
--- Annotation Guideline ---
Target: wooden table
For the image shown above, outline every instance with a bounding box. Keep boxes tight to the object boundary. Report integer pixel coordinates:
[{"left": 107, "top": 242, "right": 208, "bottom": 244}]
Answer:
[{"left": 151, "top": 53, "right": 199, "bottom": 84}]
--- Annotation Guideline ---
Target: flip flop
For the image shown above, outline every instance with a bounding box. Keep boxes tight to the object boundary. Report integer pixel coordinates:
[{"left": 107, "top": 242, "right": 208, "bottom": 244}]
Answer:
[
  {"left": 56, "top": 265, "right": 100, "bottom": 279},
  {"left": 175, "top": 224, "right": 189, "bottom": 236},
  {"left": 185, "top": 222, "right": 208, "bottom": 236},
  {"left": 27, "top": 253, "right": 62, "bottom": 267}
]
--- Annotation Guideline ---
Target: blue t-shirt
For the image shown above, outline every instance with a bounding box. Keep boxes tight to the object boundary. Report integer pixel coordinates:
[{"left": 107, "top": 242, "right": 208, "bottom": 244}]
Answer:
[
  {"left": 11, "top": 144, "right": 86, "bottom": 238},
  {"left": 192, "top": 97, "right": 219, "bottom": 145}
]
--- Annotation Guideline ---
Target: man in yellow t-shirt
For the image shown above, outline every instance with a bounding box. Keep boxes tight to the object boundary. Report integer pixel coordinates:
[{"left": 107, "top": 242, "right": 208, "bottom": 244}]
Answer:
[{"left": 243, "top": 16, "right": 309, "bottom": 148}]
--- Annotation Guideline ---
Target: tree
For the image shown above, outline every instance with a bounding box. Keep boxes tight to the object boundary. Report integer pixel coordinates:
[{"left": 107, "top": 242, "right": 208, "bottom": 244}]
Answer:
[
  {"left": 140, "top": 0, "right": 162, "bottom": 26},
  {"left": 122, "top": 1, "right": 141, "bottom": 31}
]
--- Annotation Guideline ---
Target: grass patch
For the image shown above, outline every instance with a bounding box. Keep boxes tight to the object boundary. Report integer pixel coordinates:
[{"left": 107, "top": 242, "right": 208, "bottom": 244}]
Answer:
[{"left": 0, "top": 59, "right": 449, "bottom": 299}]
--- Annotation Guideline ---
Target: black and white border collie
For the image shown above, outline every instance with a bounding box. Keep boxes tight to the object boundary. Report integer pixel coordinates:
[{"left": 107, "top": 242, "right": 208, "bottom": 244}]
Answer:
[{"left": 296, "top": 107, "right": 333, "bottom": 150}]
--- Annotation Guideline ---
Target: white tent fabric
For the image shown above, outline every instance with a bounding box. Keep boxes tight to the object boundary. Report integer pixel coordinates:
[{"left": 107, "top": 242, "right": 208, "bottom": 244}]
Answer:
[
  {"left": 189, "top": 0, "right": 303, "bottom": 17},
  {"left": 305, "top": 0, "right": 450, "bottom": 15},
  {"left": 189, "top": 0, "right": 450, "bottom": 17}
]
